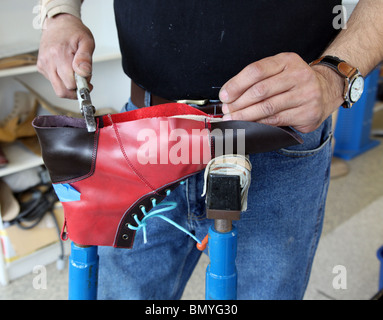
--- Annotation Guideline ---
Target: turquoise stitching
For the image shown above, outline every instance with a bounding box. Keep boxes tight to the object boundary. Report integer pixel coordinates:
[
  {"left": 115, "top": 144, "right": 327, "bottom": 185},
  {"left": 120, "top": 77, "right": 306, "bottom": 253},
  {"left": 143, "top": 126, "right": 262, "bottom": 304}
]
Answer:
[{"left": 127, "top": 182, "right": 201, "bottom": 245}]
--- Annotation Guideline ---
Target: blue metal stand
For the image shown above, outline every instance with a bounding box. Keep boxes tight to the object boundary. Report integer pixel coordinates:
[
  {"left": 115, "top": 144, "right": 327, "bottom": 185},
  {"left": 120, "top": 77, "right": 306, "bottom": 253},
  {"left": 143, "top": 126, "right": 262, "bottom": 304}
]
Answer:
[
  {"left": 371, "top": 246, "right": 383, "bottom": 300},
  {"left": 204, "top": 173, "right": 242, "bottom": 300},
  {"left": 377, "top": 246, "right": 383, "bottom": 291},
  {"left": 205, "top": 225, "right": 238, "bottom": 300},
  {"left": 334, "top": 67, "right": 381, "bottom": 160},
  {"left": 68, "top": 243, "right": 99, "bottom": 300},
  {"left": 67, "top": 170, "right": 244, "bottom": 300}
]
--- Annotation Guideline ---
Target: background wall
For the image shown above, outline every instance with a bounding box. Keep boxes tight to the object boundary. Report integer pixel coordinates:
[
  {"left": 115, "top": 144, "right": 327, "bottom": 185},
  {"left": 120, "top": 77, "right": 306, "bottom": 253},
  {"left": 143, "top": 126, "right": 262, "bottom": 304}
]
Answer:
[{"left": 0, "top": 0, "right": 131, "bottom": 119}]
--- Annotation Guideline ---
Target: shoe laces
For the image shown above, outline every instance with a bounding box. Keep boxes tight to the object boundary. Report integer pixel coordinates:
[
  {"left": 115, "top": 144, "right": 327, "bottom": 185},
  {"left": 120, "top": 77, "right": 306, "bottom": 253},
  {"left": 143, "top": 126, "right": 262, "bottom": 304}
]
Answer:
[{"left": 127, "top": 182, "right": 202, "bottom": 245}]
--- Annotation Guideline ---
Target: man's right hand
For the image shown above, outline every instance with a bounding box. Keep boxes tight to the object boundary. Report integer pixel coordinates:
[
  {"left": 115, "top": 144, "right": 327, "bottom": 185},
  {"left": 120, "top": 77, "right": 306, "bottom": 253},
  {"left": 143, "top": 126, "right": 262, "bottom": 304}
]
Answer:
[{"left": 37, "top": 13, "right": 95, "bottom": 99}]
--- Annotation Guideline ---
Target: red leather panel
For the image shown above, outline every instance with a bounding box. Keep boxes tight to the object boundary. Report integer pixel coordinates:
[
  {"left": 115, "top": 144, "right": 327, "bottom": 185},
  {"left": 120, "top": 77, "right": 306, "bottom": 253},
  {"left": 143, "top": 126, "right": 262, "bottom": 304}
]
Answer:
[{"left": 60, "top": 115, "right": 212, "bottom": 247}]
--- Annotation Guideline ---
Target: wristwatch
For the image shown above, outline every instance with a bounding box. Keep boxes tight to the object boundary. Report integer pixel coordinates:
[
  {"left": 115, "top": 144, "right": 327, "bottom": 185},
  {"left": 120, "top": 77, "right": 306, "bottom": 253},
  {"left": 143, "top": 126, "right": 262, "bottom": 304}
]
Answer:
[{"left": 310, "top": 55, "right": 365, "bottom": 108}]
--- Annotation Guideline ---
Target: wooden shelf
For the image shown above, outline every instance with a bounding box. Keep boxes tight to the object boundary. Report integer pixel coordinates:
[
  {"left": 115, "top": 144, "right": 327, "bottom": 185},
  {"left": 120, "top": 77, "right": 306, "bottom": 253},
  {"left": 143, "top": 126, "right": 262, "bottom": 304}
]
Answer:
[
  {"left": 0, "top": 65, "right": 37, "bottom": 78},
  {"left": 0, "top": 142, "right": 43, "bottom": 178},
  {"left": 0, "top": 45, "right": 121, "bottom": 79}
]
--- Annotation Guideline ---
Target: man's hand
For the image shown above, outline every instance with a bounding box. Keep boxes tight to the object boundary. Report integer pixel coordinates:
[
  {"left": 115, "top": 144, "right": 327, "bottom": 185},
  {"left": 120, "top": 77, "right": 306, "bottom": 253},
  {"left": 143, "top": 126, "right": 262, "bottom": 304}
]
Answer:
[
  {"left": 37, "top": 13, "right": 95, "bottom": 99},
  {"left": 219, "top": 52, "right": 344, "bottom": 133}
]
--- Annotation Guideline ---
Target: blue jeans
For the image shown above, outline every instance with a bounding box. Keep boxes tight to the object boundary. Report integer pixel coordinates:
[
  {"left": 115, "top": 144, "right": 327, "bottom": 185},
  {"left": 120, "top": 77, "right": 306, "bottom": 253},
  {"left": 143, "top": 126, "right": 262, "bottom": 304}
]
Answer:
[{"left": 97, "top": 99, "right": 333, "bottom": 300}]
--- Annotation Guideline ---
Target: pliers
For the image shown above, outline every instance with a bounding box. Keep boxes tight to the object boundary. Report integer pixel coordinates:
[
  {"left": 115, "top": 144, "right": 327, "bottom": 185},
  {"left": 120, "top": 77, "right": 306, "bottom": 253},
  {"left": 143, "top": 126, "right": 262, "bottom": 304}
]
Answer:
[{"left": 75, "top": 73, "right": 96, "bottom": 132}]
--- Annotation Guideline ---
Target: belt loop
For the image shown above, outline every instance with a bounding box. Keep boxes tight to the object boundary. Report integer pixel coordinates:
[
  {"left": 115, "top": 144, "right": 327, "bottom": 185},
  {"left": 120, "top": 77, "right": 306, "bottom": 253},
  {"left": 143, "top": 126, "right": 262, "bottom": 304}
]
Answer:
[{"left": 144, "top": 90, "right": 151, "bottom": 108}]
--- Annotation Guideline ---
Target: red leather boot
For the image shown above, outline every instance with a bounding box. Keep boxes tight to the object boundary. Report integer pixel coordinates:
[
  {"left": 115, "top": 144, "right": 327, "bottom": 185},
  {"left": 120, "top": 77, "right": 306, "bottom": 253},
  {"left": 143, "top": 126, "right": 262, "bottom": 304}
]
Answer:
[{"left": 33, "top": 103, "right": 302, "bottom": 248}]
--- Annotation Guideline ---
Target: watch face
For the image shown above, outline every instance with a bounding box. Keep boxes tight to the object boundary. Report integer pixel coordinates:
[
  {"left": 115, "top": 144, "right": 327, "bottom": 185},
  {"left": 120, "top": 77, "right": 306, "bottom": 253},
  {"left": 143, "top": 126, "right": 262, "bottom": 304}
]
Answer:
[{"left": 350, "top": 76, "right": 365, "bottom": 103}]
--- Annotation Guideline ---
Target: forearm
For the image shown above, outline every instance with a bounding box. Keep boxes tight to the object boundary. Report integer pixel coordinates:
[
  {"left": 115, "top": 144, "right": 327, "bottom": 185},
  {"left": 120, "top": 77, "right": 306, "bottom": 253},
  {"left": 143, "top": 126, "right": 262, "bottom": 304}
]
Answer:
[{"left": 323, "top": 0, "right": 383, "bottom": 76}]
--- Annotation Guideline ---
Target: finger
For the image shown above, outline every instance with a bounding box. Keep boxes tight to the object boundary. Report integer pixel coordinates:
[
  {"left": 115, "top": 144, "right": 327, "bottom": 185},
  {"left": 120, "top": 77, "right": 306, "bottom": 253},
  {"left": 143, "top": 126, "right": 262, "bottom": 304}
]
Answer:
[
  {"left": 49, "top": 70, "right": 77, "bottom": 99},
  {"left": 87, "top": 80, "right": 94, "bottom": 92},
  {"left": 223, "top": 70, "right": 295, "bottom": 113},
  {"left": 224, "top": 89, "right": 304, "bottom": 122},
  {"left": 49, "top": 49, "right": 77, "bottom": 99},
  {"left": 219, "top": 54, "right": 286, "bottom": 104},
  {"left": 36, "top": 54, "right": 49, "bottom": 79},
  {"left": 257, "top": 106, "right": 321, "bottom": 133},
  {"left": 56, "top": 51, "right": 77, "bottom": 91},
  {"left": 39, "top": 42, "right": 78, "bottom": 97},
  {"left": 36, "top": 63, "right": 49, "bottom": 80},
  {"left": 72, "top": 37, "right": 95, "bottom": 78}
]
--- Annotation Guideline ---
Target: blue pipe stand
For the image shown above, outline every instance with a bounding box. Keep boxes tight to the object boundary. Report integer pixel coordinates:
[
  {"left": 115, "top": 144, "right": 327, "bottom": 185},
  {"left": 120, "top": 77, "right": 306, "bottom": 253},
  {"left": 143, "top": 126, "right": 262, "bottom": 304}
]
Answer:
[
  {"left": 377, "top": 246, "right": 383, "bottom": 291},
  {"left": 204, "top": 173, "right": 242, "bottom": 300},
  {"left": 205, "top": 225, "right": 238, "bottom": 300},
  {"left": 68, "top": 243, "right": 99, "bottom": 300},
  {"left": 334, "top": 67, "right": 380, "bottom": 160},
  {"left": 371, "top": 246, "right": 383, "bottom": 299}
]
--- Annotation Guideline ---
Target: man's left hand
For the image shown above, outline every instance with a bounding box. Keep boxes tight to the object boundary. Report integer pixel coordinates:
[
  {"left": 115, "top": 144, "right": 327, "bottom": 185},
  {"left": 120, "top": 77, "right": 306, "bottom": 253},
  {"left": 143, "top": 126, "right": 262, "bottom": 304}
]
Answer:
[{"left": 219, "top": 52, "right": 344, "bottom": 133}]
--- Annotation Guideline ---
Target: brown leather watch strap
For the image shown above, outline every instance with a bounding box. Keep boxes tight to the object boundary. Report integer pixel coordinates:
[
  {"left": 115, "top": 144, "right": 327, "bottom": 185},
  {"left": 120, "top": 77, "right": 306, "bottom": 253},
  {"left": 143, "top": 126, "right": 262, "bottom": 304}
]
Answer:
[
  {"left": 310, "top": 56, "right": 357, "bottom": 79},
  {"left": 338, "top": 61, "right": 358, "bottom": 78}
]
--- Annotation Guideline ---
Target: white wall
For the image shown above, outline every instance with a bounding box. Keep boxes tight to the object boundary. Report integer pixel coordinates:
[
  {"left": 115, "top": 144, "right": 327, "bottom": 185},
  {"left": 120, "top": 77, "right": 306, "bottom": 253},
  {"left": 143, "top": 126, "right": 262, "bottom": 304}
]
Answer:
[{"left": 0, "top": 0, "right": 130, "bottom": 117}]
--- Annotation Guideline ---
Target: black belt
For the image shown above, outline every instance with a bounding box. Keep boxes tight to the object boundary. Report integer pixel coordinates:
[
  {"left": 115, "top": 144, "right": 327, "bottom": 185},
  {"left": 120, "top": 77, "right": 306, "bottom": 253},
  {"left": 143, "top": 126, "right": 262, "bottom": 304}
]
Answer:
[{"left": 130, "top": 81, "right": 223, "bottom": 115}]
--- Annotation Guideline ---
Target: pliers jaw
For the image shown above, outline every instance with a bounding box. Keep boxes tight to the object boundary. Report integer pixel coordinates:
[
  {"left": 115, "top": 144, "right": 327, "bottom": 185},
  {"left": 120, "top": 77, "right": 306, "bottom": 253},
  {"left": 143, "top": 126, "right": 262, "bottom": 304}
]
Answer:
[{"left": 75, "top": 74, "right": 97, "bottom": 133}]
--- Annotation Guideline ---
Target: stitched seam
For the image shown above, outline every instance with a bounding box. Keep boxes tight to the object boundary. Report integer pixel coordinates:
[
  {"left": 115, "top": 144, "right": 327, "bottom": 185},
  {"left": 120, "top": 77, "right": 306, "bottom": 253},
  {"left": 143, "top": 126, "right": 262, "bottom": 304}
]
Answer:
[
  {"left": 55, "top": 124, "right": 100, "bottom": 184},
  {"left": 186, "top": 179, "right": 192, "bottom": 221},
  {"left": 108, "top": 114, "right": 157, "bottom": 193},
  {"left": 300, "top": 145, "right": 331, "bottom": 298},
  {"left": 277, "top": 132, "right": 333, "bottom": 158}
]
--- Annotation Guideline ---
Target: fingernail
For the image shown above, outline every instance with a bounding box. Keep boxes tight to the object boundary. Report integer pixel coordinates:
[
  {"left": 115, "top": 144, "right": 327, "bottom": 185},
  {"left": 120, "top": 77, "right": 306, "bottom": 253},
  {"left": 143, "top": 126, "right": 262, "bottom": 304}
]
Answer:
[
  {"left": 220, "top": 89, "right": 229, "bottom": 103},
  {"left": 222, "top": 113, "right": 232, "bottom": 121},
  {"left": 78, "top": 62, "right": 92, "bottom": 75}
]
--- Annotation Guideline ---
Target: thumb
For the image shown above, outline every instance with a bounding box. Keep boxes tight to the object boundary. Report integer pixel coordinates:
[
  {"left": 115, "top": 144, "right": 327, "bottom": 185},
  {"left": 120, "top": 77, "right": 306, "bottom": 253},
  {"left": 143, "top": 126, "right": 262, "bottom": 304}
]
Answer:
[{"left": 72, "top": 38, "right": 94, "bottom": 77}]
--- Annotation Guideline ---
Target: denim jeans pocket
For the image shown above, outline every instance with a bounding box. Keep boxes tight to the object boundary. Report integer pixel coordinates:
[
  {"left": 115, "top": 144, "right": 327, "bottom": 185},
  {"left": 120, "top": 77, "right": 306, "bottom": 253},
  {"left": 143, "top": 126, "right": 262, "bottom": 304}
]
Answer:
[{"left": 276, "top": 117, "right": 333, "bottom": 158}]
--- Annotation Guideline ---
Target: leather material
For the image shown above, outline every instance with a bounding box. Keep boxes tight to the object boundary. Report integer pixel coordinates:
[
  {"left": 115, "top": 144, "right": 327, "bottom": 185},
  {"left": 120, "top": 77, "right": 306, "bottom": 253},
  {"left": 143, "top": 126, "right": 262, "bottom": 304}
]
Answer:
[
  {"left": 338, "top": 61, "right": 357, "bottom": 78},
  {"left": 310, "top": 56, "right": 358, "bottom": 79},
  {"left": 33, "top": 103, "right": 303, "bottom": 248},
  {"left": 211, "top": 121, "right": 301, "bottom": 156},
  {"left": 33, "top": 115, "right": 99, "bottom": 183}
]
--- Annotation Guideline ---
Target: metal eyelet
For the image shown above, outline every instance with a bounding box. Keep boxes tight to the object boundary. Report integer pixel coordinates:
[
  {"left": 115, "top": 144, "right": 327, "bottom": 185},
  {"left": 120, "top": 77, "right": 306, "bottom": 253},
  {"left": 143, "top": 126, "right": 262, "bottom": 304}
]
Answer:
[{"left": 122, "top": 234, "right": 129, "bottom": 240}]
